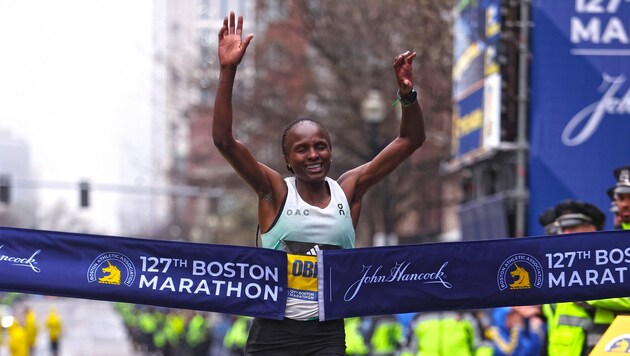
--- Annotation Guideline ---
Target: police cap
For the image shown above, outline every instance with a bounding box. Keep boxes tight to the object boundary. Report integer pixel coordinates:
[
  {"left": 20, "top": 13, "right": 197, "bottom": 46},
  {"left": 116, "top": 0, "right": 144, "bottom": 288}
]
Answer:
[
  {"left": 613, "top": 165, "right": 630, "bottom": 195},
  {"left": 538, "top": 207, "right": 560, "bottom": 235},
  {"left": 553, "top": 199, "right": 606, "bottom": 231}
]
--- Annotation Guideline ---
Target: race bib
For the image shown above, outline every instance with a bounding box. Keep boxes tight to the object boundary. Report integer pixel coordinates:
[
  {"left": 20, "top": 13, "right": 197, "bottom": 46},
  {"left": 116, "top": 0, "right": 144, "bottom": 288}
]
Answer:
[{"left": 287, "top": 254, "right": 318, "bottom": 301}]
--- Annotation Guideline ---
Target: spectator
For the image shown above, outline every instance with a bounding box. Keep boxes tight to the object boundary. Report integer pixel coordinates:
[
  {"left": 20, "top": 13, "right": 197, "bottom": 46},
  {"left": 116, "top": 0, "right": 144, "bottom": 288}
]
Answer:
[
  {"left": 8, "top": 318, "right": 29, "bottom": 356},
  {"left": 485, "top": 306, "right": 544, "bottom": 356},
  {"left": 45, "top": 306, "right": 63, "bottom": 356},
  {"left": 24, "top": 306, "right": 37, "bottom": 354}
]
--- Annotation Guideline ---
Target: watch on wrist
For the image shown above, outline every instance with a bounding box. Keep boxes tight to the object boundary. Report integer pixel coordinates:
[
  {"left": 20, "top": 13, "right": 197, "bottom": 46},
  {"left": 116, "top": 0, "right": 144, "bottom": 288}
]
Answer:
[{"left": 397, "top": 89, "right": 417, "bottom": 107}]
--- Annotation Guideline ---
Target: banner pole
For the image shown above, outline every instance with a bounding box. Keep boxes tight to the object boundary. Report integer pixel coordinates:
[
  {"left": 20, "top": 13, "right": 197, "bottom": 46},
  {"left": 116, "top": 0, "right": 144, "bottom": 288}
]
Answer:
[{"left": 515, "top": 0, "right": 531, "bottom": 237}]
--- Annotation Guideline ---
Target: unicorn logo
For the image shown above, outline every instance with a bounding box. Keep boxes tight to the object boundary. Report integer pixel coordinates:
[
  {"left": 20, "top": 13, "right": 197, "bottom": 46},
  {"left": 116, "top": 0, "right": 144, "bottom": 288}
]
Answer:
[
  {"left": 87, "top": 252, "right": 136, "bottom": 287},
  {"left": 497, "top": 254, "right": 543, "bottom": 291},
  {"left": 509, "top": 263, "right": 531, "bottom": 289},
  {"left": 98, "top": 260, "right": 121, "bottom": 285},
  {"left": 604, "top": 335, "right": 630, "bottom": 353}
]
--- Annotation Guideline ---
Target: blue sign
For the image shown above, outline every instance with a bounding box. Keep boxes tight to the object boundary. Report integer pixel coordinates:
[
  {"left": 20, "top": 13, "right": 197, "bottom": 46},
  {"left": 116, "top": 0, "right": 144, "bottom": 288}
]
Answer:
[
  {"left": 529, "top": 0, "right": 630, "bottom": 234},
  {"left": 0, "top": 227, "right": 288, "bottom": 319},
  {"left": 319, "top": 229, "right": 630, "bottom": 320},
  {"left": 4, "top": 226, "right": 630, "bottom": 321},
  {"left": 452, "top": 0, "right": 502, "bottom": 161}
]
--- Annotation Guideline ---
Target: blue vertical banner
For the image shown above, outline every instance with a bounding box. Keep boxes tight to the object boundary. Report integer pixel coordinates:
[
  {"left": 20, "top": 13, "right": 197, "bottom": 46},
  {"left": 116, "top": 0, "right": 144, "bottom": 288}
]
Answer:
[
  {"left": 529, "top": 0, "right": 630, "bottom": 234},
  {"left": 452, "top": 0, "right": 502, "bottom": 162}
]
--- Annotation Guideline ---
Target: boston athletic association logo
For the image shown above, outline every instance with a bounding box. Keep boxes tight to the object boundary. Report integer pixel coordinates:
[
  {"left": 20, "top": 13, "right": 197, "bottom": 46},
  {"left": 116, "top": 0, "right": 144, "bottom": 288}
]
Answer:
[
  {"left": 497, "top": 253, "right": 543, "bottom": 291},
  {"left": 99, "top": 261, "right": 122, "bottom": 285},
  {"left": 604, "top": 334, "right": 630, "bottom": 353},
  {"left": 87, "top": 252, "right": 136, "bottom": 287}
]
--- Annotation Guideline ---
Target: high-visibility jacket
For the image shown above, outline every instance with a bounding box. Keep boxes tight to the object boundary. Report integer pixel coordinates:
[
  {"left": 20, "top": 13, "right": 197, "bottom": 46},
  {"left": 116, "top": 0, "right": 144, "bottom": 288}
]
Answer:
[
  {"left": 8, "top": 322, "right": 29, "bottom": 356},
  {"left": 45, "top": 310, "right": 63, "bottom": 342},
  {"left": 25, "top": 309, "right": 37, "bottom": 349},
  {"left": 345, "top": 317, "right": 368, "bottom": 355},
  {"left": 405, "top": 311, "right": 486, "bottom": 356},
  {"left": 138, "top": 310, "right": 159, "bottom": 334},
  {"left": 369, "top": 315, "right": 404, "bottom": 355},
  {"left": 164, "top": 312, "right": 185, "bottom": 347},
  {"left": 116, "top": 303, "right": 136, "bottom": 329},
  {"left": 223, "top": 316, "right": 250, "bottom": 351},
  {"left": 542, "top": 302, "right": 591, "bottom": 356},
  {"left": 186, "top": 314, "right": 209, "bottom": 347},
  {"left": 585, "top": 297, "right": 630, "bottom": 348}
]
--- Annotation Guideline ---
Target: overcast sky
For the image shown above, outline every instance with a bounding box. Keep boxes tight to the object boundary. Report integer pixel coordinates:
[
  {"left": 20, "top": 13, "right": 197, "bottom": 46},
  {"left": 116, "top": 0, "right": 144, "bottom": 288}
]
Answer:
[{"left": 0, "top": 0, "right": 157, "bottom": 234}]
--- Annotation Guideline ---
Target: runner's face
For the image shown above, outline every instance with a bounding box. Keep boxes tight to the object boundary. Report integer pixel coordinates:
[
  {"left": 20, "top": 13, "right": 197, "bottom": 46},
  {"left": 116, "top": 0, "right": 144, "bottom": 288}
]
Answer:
[{"left": 284, "top": 122, "right": 331, "bottom": 183}]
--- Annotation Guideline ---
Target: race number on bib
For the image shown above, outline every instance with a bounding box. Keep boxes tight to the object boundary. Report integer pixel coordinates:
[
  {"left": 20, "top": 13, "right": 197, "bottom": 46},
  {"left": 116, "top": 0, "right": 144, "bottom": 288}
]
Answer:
[{"left": 287, "top": 254, "right": 318, "bottom": 301}]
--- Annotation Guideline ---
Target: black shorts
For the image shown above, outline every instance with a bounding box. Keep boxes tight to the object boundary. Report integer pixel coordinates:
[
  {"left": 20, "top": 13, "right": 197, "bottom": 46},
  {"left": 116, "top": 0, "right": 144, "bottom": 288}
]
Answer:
[{"left": 245, "top": 317, "right": 346, "bottom": 355}]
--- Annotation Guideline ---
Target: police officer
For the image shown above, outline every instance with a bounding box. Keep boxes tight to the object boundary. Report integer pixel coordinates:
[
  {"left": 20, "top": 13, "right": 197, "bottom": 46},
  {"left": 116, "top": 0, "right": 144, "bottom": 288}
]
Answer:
[
  {"left": 185, "top": 311, "right": 212, "bottom": 356},
  {"left": 539, "top": 199, "right": 605, "bottom": 235},
  {"left": 223, "top": 315, "right": 250, "bottom": 356},
  {"left": 402, "top": 311, "right": 491, "bottom": 356},
  {"left": 540, "top": 199, "right": 630, "bottom": 355},
  {"left": 366, "top": 315, "right": 404, "bottom": 356},
  {"left": 344, "top": 317, "right": 369, "bottom": 355},
  {"left": 606, "top": 187, "right": 622, "bottom": 230},
  {"left": 612, "top": 165, "right": 630, "bottom": 230}
]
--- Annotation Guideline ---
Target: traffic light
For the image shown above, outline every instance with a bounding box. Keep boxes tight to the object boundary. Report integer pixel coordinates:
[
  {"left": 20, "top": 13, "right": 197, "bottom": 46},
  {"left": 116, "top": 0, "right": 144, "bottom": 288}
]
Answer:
[
  {"left": 79, "top": 181, "right": 90, "bottom": 208},
  {"left": 0, "top": 175, "right": 10, "bottom": 204}
]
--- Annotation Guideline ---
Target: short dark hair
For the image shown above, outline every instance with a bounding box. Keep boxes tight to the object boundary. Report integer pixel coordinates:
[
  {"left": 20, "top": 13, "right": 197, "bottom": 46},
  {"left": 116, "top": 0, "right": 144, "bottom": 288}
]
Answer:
[{"left": 281, "top": 117, "right": 331, "bottom": 155}]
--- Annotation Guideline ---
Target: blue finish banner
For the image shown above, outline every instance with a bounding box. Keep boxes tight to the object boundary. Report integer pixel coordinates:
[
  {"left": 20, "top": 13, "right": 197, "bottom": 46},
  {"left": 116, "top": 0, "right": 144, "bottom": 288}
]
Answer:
[
  {"left": 319, "top": 230, "right": 630, "bottom": 321},
  {"left": 4, "top": 226, "right": 630, "bottom": 321},
  {"left": 529, "top": 0, "right": 630, "bottom": 234},
  {"left": 0, "top": 227, "right": 287, "bottom": 320}
]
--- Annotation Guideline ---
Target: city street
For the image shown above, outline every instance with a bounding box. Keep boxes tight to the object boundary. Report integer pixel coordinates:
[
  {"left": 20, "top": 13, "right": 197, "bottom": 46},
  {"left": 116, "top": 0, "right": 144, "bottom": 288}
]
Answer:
[{"left": 1, "top": 295, "right": 135, "bottom": 356}]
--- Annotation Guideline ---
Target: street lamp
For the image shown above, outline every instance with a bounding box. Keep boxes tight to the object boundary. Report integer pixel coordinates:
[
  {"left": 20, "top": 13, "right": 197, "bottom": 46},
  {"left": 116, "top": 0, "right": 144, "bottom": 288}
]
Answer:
[
  {"left": 361, "top": 90, "right": 387, "bottom": 124},
  {"left": 361, "top": 90, "right": 387, "bottom": 159},
  {"left": 361, "top": 90, "right": 397, "bottom": 246}
]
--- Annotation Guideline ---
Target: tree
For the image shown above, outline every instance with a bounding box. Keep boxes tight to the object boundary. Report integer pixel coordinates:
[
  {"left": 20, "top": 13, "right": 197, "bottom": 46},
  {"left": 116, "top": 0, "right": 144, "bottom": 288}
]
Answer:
[{"left": 248, "top": 0, "right": 455, "bottom": 244}]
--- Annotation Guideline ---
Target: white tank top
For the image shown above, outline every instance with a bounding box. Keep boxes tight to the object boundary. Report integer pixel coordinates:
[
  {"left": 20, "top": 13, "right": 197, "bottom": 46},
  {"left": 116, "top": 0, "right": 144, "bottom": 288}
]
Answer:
[{"left": 262, "top": 177, "right": 355, "bottom": 320}]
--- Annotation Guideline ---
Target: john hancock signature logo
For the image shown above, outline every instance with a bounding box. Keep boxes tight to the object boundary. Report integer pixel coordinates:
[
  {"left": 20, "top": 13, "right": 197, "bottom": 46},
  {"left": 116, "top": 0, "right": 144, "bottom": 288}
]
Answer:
[
  {"left": 0, "top": 245, "right": 41, "bottom": 273},
  {"left": 344, "top": 261, "right": 451, "bottom": 301}
]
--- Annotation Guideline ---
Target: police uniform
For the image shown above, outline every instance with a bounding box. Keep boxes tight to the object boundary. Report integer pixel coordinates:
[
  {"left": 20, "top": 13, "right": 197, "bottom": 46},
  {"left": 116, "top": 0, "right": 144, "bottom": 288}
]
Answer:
[
  {"left": 366, "top": 315, "right": 404, "bottom": 356},
  {"left": 540, "top": 199, "right": 630, "bottom": 355},
  {"left": 246, "top": 177, "right": 354, "bottom": 355},
  {"left": 403, "top": 311, "right": 489, "bottom": 356}
]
